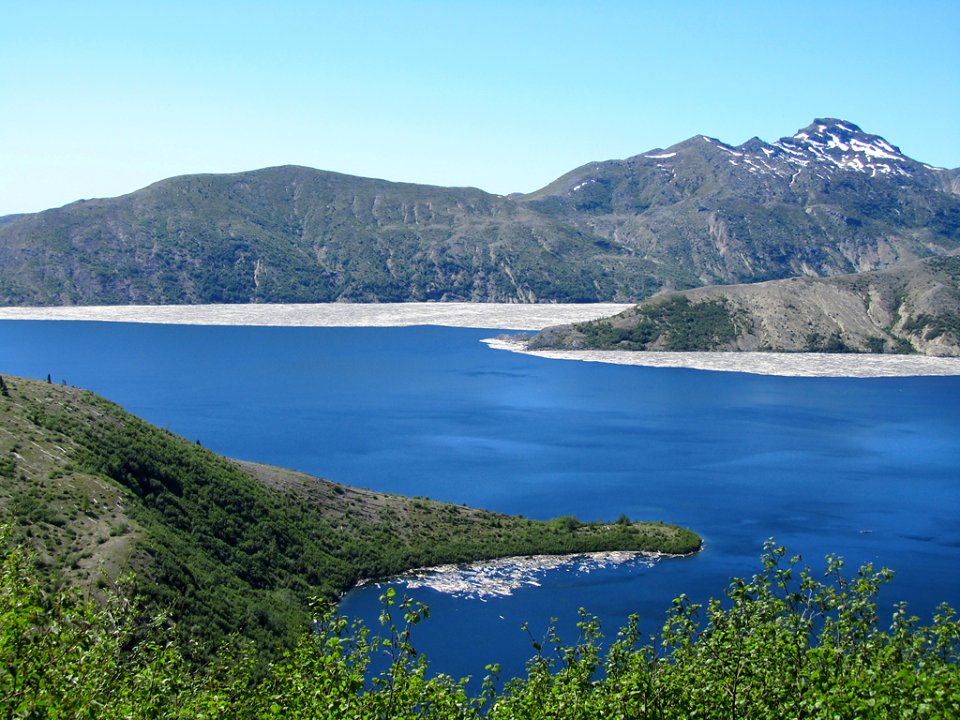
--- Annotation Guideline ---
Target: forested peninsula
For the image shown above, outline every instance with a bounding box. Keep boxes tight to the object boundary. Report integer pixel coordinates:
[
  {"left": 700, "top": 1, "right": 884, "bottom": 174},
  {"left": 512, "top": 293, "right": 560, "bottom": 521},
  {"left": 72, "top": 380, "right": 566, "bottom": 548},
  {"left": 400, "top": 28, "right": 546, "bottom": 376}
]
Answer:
[{"left": 0, "top": 374, "right": 700, "bottom": 659}]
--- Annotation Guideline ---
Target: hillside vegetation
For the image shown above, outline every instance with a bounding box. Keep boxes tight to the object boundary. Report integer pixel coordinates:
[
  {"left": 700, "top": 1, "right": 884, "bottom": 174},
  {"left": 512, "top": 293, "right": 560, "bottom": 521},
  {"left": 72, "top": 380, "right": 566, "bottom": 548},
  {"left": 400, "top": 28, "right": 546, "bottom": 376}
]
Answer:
[
  {"left": 530, "top": 255, "right": 960, "bottom": 356},
  {"left": 3, "top": 535, "right": 958, "bottom": 718},
  {"left": 0, "top": 374, "right": 699, "bottom": 658}
]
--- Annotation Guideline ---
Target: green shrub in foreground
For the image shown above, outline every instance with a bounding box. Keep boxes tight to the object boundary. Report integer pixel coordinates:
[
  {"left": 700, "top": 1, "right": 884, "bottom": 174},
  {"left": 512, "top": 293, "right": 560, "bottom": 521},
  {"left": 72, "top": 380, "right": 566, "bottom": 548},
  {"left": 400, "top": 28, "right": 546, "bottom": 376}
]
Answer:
[{"left": 2, "top": 534, "right": 958, "bottom": 719}]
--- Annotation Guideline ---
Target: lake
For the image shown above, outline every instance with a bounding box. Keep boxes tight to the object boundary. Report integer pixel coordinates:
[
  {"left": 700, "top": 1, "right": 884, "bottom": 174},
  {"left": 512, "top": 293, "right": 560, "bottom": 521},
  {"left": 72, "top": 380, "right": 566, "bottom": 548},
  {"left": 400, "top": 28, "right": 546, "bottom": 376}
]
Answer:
[{"left": 2, "top": 319, "right": 959, "bottom": 682}]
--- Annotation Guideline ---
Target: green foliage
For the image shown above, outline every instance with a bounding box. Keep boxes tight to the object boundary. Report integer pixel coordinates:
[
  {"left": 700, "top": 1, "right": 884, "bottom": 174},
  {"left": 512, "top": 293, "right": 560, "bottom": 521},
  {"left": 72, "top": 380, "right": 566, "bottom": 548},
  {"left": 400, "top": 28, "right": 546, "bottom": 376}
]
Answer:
[
  {"left": 637, "top": 544, "right": 960, "bottom": 718},
  {"left": 2, "top": 535, "right": 957, "bottom": 719},
  {"left": 552, "top": 515, "right": 582, "bottom": 533},
  {"left": 804, "top": 330, "right": 856, "bottom": 353},
  {"left": 893, "top": 336, "right": 918, "bottom": 354},
  {"left": 571, "top": 296, "right": 738, "bottom": 351},
  {"left": 904, "top": 311, "right": 960, "bottom": 342},
  {"left": 485, "top": 541, "right": 960, "bottom": 719},
  {"left": 925, "top": 256, "right": 960, "bottom": 286},
  {"left": 0, "top": 455, "right": 14, "bottom": 479},
  {"left": 866, "top": 335, "right": 886, "bottom": 353},
  {"left": 0, "top": 529, "right": 195, "bottom": 719}
]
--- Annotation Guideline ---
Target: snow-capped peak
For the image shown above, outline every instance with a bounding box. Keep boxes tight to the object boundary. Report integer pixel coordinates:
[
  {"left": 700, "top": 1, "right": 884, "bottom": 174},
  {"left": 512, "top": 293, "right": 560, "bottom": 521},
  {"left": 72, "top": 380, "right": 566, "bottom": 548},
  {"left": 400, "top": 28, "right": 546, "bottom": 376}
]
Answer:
[{"left": 772, "top": 119, "right": 913, "bottom": 177}]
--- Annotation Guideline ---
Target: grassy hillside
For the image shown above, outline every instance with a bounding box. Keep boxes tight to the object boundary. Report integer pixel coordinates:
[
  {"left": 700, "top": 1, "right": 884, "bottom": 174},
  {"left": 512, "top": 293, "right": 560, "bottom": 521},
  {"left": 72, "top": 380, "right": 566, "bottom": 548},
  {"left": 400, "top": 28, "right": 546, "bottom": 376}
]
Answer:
[
  {"left": 0, "top": 374, "right": 700, "bottom": 658},
  {"left": 530, "top": 296, "right": 741, "bottom": 351},
  {"left": 530, "top": 256, "right": 960, "bottom": 356}
]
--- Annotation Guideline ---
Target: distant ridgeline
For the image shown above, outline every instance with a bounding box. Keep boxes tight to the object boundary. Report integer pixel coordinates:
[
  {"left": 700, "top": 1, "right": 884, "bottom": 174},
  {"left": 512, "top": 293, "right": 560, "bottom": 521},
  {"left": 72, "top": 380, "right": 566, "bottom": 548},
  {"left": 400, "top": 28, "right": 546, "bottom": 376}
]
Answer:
[
  {"left": 0, "top": 118, "right": 957, "bottom": 308},
  {"left": 0, "top": 374, "right": 700, "bottom": 659}
]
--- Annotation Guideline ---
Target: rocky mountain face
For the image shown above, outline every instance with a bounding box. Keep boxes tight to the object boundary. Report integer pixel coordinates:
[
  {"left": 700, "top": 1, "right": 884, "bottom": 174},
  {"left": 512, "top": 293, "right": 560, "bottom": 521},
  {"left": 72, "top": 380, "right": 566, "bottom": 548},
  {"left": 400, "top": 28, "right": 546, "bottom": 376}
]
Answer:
[
  {"left": 525, "top": 119, "right": 959, "bottom": 288},
  {"left": 0, "top": 120, "right": 957, "bottom": 305},
  {"left": 529, "top": 255, "right": 960, "bottom": 356}
]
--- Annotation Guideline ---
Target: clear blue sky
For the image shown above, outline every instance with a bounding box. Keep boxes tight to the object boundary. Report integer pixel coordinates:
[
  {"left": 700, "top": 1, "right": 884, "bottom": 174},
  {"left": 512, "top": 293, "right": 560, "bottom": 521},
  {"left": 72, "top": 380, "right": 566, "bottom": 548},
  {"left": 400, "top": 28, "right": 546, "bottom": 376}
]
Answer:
[{"left": 2, "top": 0, "right": 958, "bottom": 216}]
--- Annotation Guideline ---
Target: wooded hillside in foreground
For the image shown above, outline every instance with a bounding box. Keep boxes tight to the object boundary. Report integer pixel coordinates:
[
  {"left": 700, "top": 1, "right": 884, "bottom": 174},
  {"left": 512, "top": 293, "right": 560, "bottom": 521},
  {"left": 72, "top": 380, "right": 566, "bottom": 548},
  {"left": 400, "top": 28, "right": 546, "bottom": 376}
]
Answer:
[{"left": 0, "top": 374, "right": 699, "bottom": 659}]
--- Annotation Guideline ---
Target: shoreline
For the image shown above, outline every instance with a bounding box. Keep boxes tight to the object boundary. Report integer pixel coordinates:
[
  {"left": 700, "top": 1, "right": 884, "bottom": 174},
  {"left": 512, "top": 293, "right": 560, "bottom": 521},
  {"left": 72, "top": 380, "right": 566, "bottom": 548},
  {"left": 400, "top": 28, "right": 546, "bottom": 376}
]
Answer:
[
  {"left": 2, "top": 302, "right": 959, "bottom": 377},
  {"left": 482, "top": 337, "right": 960, "bottom": 378}
]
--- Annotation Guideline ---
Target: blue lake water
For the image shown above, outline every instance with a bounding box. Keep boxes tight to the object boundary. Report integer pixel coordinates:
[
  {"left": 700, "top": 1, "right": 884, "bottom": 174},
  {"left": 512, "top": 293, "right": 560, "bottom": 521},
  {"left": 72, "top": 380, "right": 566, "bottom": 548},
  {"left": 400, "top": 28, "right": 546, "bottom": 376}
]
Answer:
[{"left": 2, "top": 320, "right": 959, "bottom": 681}]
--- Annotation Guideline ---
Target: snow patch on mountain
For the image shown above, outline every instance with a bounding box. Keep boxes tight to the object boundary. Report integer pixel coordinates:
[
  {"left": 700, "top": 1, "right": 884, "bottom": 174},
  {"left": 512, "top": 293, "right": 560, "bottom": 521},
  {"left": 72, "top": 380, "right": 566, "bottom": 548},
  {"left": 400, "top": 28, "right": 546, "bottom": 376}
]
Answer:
[
  {"left": 848, "top": 138, "right": 901, "bottom": 161},
  {"left": 720, "top": 121, "right": 919, "bottom": 179},
  {"left": 718, "top": 145, "right": 743, "bottom": 157}
]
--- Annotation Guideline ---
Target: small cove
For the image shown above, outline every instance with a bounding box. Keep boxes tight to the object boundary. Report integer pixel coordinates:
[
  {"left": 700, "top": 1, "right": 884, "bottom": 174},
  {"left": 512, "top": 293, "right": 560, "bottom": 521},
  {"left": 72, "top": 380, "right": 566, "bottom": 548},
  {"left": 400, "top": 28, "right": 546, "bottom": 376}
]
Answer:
[{"left": 1, "top": 318, "right": 958, "bottom": 681}]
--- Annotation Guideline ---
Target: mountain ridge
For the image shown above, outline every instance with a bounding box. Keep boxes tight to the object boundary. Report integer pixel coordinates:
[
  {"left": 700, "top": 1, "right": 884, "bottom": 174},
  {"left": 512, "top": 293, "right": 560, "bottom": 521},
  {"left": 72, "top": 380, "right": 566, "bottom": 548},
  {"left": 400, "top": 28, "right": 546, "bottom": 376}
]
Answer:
[{"left": 1, "top": 119, "right": 957, "bottom": 306}]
